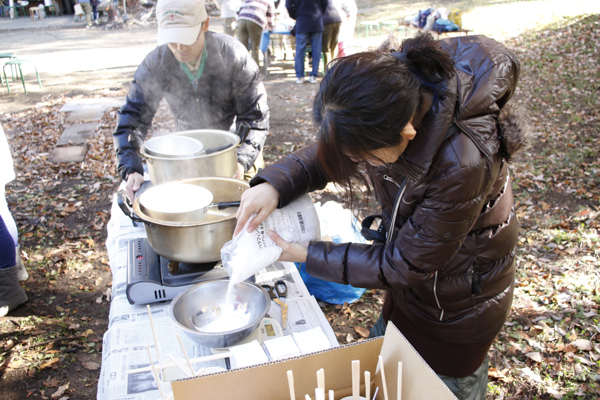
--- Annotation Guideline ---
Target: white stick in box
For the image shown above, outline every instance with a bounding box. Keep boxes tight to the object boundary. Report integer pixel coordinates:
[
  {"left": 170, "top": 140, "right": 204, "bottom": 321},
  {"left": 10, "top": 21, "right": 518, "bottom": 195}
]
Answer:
[
  {"left": 287, "top": 370, "right": 295, "bottom": 400},
  {"left": 378, "top": 355, "right": 389, "bottom": 400},
  {"left": 397, "top": 362, "right": 403, "bottom": 400},
  {"left": 352, "top": 360, "right": 360, "bottom": 400},
  {"left": 364, "top": 371, "right": 371, "bottom": 400},
  {"left": 317, "top": 368, "right": 325, "bottom": 391},
  {"left": 316, "top": 388, "right": 325, "bottom": 400},
  {"left": 329, "top": 390, "right": 335, "bottom": 400}
]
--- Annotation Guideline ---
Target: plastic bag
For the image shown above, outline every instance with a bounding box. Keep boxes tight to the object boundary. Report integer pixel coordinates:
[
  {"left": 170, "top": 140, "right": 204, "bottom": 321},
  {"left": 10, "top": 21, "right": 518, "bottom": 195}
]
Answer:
[
  {"left": 222, "top": 195, "right": 320, "bottom": 288},
  {"left": 297, "top": 201, "right": 367, "bottom": 305}
]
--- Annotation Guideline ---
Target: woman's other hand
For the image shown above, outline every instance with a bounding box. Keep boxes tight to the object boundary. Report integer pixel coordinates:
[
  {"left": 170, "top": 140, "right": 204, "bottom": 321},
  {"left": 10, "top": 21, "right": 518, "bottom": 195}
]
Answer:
[
  {"left": 234, "top": 182, "right": 280, "bottom": 236},
  {"left": 268, "top": 230, "right": 308, "bottom": 263}
]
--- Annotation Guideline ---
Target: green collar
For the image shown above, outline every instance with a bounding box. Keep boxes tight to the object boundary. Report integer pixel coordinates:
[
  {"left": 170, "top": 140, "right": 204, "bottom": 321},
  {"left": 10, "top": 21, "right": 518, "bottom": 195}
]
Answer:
[{"left": 179, "top": 47, "right": 208, "bottom": 93}]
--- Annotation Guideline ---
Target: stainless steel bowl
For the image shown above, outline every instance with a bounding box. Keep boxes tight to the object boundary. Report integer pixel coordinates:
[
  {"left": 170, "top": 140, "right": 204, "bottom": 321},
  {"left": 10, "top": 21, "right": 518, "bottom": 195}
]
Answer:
[
  {"left": 170, "top": 280, "right": 271, "bottom": 348},
  {"left": 138, "top": 182, "right": 214, "bottom": 222},
  {"left": 144, "top": 135, "right": 204, "bottom": 158}
]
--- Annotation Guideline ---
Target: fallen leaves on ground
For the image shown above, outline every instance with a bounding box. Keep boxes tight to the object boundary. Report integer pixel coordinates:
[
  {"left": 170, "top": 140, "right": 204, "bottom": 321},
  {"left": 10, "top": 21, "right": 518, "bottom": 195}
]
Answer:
[
  {"left": 82, "top": 362, "right": 100, "bottom": 371},
  {"left": 50, "top": 382, "right": 69, "bottom": 399}
]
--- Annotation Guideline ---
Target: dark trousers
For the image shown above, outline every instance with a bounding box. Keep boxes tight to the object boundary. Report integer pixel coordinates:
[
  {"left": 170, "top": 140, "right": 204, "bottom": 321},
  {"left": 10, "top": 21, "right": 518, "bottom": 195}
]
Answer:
[
  {"left": 0, "top": 216, "right": 15, "bottom": 270},
  {"left": 294, "top": 31, "right": 323, "bottom": 78},
  {"left": 322, "top": 22, "right": 341, "bottom": 72}
]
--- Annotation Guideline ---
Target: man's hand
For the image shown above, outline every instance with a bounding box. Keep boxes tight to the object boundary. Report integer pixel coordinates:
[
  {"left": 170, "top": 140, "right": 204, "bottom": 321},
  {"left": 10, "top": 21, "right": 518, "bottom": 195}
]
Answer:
[
  {"left": 268, "top": 230, "right": 308, "bottom": 263},
  {"left": 234, "top": 162, "right": 245, "bottom": 180},
  {"left": 234, "top": 182, "right": 279, "bottom": 236},
  {"left": 125, "top": 172, "right": 145, "bottom": 203}
]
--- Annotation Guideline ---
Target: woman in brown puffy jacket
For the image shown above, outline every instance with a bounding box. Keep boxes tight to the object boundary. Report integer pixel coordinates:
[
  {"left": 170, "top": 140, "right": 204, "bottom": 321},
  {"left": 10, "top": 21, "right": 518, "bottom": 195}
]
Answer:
[{"left": 234, "top": 32, "right": 529, "bottom": 399}]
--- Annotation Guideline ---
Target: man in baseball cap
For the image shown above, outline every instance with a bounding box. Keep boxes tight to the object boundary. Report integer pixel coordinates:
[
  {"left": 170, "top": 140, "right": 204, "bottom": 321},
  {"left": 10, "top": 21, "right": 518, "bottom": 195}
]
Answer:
[
  {"left": 113, "top": 0, "right": 270, "bottom": 201},
  {"left": 156, "top": 0, "right": 207, "bottom": 46}
]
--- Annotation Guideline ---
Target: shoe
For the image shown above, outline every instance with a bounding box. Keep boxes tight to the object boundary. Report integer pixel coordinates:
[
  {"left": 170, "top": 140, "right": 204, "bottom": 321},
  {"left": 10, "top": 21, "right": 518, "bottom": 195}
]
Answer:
[
  {"left": 93, "top": 19, "right": 99, "bottom": 25},
  {"left": 0, "top": 265, "right": 28, "bottom": 317},
  {"left": 295, "top": 77, "right": 304, "bottom": 84},
  {"left": 86, "top": 25, "right": 91, "bottom": 28},
  {"left": 15, "top": 245, "right": 28, "bottom": 282},
  {"left": 308, "top": 75, "right": 318, "bottom": 84}
]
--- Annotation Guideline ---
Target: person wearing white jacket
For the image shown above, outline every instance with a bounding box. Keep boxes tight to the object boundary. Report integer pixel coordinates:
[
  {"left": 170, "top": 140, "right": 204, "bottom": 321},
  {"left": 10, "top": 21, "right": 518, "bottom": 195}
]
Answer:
[
  {"left": 335, "top": 0, "right": 356, "bottom": 57},
  {"left": 0, "top": 124, "right": 28, "bottom": 317},
  {"left": 213, "top": 0, "right": 242, "bottom": 36}
]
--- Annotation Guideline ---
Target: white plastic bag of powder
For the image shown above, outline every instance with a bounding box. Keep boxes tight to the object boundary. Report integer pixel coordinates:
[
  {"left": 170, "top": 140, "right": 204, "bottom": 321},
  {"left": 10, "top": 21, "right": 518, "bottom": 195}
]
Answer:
[{"left": 222, "top": 195, "right": 320, "bottom": 287}]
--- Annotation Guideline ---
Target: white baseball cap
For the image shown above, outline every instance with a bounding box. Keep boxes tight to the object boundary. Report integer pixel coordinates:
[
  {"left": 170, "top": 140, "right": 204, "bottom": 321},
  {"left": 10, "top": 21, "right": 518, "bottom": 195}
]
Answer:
[{"left": 156, "top": 0, "right": 207, "bottom": 46}]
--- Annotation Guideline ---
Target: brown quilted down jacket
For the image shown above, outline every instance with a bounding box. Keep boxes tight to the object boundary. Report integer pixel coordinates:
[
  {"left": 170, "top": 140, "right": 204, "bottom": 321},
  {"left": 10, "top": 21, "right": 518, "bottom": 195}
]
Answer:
[{"left": 250, "top": 35, "right": 529, "bottom": 376}]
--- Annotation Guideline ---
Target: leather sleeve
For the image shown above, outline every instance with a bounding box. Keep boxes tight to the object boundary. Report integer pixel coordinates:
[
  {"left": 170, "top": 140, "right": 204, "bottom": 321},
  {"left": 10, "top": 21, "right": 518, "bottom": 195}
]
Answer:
[
  {"left": 233, "top": 60, "right": 270, "bottom": 171},
  {"left": 306, "top": 144, "right": 492, "bottom": 290},
  {"left": 249, "top": 144, "right": 329, "bottom": 207},
  {"left": 113, "top": 53, "right": 163, "bottom": 181},
  {"left": 237, "top": 128, "right": 268, "bottom": 172}
]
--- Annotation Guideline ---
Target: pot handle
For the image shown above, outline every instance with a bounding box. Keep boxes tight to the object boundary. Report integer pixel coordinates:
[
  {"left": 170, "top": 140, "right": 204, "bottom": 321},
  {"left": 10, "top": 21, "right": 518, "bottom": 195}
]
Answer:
[
  {"left": 215, "top": 201, "right": 241, "bottom": 210},
  {"left": 202, "top": 143, "right": 234, "bottom": 155},
  {"left": 117, "top": 189, "right": 144, "bottom": 225}
]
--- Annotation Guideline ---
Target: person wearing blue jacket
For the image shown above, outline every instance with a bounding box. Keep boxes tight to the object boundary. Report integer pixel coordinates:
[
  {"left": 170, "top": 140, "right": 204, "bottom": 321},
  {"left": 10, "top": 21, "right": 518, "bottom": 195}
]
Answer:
[{"left": 286, "top": 0, "right": 328, "bottom": 83}]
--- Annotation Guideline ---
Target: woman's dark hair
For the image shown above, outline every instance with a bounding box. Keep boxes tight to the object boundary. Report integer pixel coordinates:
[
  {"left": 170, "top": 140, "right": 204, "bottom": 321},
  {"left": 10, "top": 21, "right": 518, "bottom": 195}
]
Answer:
[{"left": 314, "top": 32, "right": 455, "bottom": 194}]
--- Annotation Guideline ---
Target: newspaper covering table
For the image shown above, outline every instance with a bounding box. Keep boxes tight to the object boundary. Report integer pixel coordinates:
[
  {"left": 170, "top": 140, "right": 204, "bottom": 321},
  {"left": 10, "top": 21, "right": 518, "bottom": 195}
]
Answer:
[{"left": 97, "top": 193, "right": 339, "bottom": 400}]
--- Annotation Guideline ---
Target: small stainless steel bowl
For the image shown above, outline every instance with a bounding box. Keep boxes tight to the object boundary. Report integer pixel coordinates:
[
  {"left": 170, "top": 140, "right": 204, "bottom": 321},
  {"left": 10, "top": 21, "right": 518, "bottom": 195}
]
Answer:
[
  {"left": 138, "top": 182, "right": 213, "bottom": 223},
  {"left": 170, "top": 280, "right": 271, "bottom": 348},
  {"left": 144, "top": 135, "right": 204, "bottom": 158}
]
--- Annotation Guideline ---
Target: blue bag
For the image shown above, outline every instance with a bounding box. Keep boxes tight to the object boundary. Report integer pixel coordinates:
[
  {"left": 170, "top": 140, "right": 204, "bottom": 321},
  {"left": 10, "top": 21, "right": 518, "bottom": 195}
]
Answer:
[
  {"left": 297, "top": 262, "right": 366, "bottom": 305},
  {"left": 295, "top": 201, "right": 367, "bottom": 305},
  {"left": 432, "top": 18, "right": 459, "bottom": 32}
]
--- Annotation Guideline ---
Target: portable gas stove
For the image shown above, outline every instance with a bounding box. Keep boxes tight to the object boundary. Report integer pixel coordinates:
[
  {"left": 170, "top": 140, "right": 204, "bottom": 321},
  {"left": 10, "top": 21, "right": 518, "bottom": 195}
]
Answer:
[{"left": 126, "top": 237, "right": 230, "bottom": 305}]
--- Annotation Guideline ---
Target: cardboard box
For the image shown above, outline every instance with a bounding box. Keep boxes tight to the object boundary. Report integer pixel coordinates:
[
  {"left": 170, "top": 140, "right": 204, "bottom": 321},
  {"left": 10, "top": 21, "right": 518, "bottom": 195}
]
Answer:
[{"left": 172, "top": 322, "right": 457, "bottom": 400}]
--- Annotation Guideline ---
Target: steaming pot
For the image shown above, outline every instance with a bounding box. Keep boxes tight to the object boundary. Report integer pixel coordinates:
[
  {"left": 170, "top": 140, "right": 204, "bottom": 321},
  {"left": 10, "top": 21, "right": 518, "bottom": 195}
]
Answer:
[
  {"left": 118, "top": 177, "right": 248, "bottom": 263},
  {"left": 141, "top": 129, "right": 240, "bottom": 185}
]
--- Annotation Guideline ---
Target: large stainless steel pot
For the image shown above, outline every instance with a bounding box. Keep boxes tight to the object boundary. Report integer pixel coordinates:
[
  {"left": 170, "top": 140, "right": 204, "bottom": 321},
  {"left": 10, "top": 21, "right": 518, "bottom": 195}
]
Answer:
[
  {"left": 140, "top": 129, "right": 240, "bottom": 185},
  {"left": 118, "top": 177, "right": 248, "bottom": 263}
]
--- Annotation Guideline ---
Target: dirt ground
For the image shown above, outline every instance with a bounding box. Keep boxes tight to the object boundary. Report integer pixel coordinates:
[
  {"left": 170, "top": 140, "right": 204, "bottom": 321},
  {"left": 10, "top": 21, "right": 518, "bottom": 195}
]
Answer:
[{"left": 0, "top": 4, "right": 599, "bottom": 400}]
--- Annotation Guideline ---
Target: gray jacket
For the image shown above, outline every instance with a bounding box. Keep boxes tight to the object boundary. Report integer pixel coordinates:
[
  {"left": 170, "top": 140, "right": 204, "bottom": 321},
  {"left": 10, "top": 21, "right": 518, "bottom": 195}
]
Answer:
[{"left": 113, "top": 31, "right": 270, "bottom": 180}]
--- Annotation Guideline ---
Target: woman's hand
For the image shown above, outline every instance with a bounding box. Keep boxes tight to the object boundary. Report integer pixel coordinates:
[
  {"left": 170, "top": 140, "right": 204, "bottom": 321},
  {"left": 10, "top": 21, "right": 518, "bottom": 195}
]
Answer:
[
  {"left": 234, "top": 182, "right": 280, "bottom": 236},
  {"left": 268, "top": 230, "right": 308, "bottom": 263}
]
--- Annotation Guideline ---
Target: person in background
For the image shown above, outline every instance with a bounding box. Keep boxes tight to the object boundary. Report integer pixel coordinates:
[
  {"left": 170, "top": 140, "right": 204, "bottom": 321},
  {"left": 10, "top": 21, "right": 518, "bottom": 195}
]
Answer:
[
  {"left": 114, "top": 0, "right": 270, "bottom": 202},
  {"left": 237, "top": 0, "right": 275, "bottom": 68},
  {"left": 78, "top": 0, "right": 93, "bottom": 28},
  {"left": 90, "top": 0, "right": 99, "bottom": 24},
  {"left": 0, "top": 125, "right": 28, "bottom": 317},
  {"left": 335, "top": 0, "right": 356, "bottom": 57},
  {"left": 286, "top": 0, "right": 327, "bottom": 84},
  {"left": 321, "top": 0, "right": 341, "bottom": 72},
  {"left": 213, "top": 0, "right": 242, "bottom": 36},
  {"left": 234, "top": 33, "right": 529, "bottom": 399}
]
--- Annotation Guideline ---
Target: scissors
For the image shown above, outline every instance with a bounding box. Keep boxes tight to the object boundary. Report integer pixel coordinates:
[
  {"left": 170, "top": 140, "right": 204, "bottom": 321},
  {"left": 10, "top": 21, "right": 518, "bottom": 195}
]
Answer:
[{"left": 262, "top": 280, "right": 288, "bottom": 329}]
